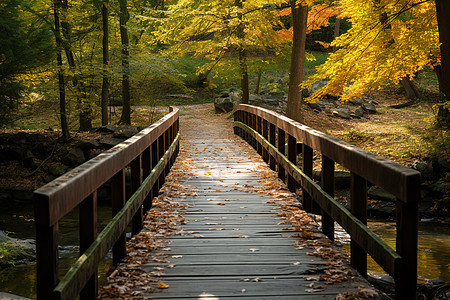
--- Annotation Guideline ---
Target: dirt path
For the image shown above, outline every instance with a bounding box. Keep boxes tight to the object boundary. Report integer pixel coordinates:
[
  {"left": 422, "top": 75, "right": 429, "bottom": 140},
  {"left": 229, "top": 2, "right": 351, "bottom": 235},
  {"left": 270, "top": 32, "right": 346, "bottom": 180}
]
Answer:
[{"left": 99, "top": 103, "right": 381, "bottom": 299}]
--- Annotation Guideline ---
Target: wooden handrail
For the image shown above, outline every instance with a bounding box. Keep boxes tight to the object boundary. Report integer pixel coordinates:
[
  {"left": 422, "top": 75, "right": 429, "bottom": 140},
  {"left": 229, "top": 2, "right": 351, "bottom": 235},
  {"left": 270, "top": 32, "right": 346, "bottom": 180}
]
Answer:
[
  {"left": 233, "top": 104, "right": 420, "bottom": 300},
  {"left": 34, "top": 107, "right": 180, "bottom": 300}
]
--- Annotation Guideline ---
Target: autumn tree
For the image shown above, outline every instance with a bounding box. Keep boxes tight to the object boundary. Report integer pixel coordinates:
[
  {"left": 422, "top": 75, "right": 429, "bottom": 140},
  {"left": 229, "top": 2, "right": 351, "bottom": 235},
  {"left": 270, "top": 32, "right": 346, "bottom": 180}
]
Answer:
[
  {"left": 157, "top": 0, "right": 287, "bottom": 102},
  {"left": 303, "top": 0, "right": 441, "bottom": 105}
]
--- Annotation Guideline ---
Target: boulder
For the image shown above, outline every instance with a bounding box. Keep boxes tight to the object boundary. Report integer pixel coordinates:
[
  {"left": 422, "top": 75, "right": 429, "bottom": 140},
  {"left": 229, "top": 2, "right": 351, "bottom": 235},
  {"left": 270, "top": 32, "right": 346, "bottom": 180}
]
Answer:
[
  {"left": 214, "top": 97, "right": 235, "bottom": 113},
  {"left": 332, "top": 108, "right": 351, "bottom": 119},
  {"left": 99, "top": 137, "right": 124, "bottom": 148},
  {"left": 309, "top": 80, "right": 329, "bottom": 94},
  {"left": 48, "top": 165, "right": 67, "bottom": 176},
  {"left": 60, "top": 147, "right": 86, "bottom": 167},
  {"left": 77, "top": 139, "right": 101, "bottom": 150},
  {"left": 368, "top": 186, "right": 396, "bottom": 202},
  {"left": 355, "top": 106, "right": 365, "bottom": 117},
  {"left": 411, "top": 161, "right": 434, "bottom": 181},
  {"left": 21, "top": 150, "right": 36, "bottom": 168},
  {"left": 307, "top": 102, "right": 321, "bottom": 110},
  {"left": 362, "top": 103, "right": 377, "bottom": 114},
  {"left": 349, "top": 98, "right": 364, "bottom": 106},
  {"left": 114, "top": 126, "right": 139, "bottom": 139}
]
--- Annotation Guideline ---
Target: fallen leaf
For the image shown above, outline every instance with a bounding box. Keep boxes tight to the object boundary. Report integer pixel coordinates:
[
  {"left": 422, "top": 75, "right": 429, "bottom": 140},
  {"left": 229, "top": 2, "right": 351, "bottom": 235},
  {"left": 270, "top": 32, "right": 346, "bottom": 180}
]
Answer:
[
  {"left": 158, "top": 282, "right": 169, "bottom": 289},
  {"left": 249, "top": 248, "right": 259, "bottom": 252},
  {"left": 216, "top": 189, "right": 221, "bottom": 192},
  {"left": 172, "top": 255, "right": 183, "bottom": 258},
  {"left": 252, "top": 278, "right": 264, "bottom": 282}
]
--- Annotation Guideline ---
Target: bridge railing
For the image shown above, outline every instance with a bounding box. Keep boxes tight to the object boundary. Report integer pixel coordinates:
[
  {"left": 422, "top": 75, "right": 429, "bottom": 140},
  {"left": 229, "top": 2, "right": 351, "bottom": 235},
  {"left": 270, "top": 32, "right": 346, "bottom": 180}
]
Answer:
[
  {"left": 34, "top": 107, "right": 180, "bottom": 300},
  {"left": 233, "top": 104, "right": 420, "bottom": 300}
]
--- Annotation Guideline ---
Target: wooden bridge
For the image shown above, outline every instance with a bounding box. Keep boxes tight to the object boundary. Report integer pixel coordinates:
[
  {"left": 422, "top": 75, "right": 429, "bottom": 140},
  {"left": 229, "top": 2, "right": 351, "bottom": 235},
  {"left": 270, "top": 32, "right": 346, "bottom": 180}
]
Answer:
[{"left": 33, "top": 104, "right": 420, "bottom": 299}]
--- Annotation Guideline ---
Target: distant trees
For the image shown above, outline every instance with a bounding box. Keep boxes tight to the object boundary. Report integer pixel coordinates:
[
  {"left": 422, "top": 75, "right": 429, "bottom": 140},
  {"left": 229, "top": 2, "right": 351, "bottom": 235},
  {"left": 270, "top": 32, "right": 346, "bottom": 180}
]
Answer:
[{"left": 0, "top": 0, "right": 53, "bottom": 126}]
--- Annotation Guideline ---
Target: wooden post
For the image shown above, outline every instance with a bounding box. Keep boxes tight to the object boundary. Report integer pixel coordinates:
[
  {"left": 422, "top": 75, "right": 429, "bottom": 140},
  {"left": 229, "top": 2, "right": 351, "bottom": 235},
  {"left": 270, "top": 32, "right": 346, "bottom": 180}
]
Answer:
[
  {"left": 112, "top": 169, "right": 126, "bottom": 266},
  {"left": 269, "top": 123, "right": 276, "bottom": 170},
  {"left": 35, "top": 222, "right": 59, "bottom": 299},
  {"left": 321, "top": 155, "right": 334, "bottom": 241},
  {"left": 277, "top": 128, "right": 286, "bottom": 182},
  {"left": 251, "top": 114, "right": 257, "bottom": 148},
  {"left": 131, "top": 155, "right": 143, "bottom": 235},
  {"left": 350, "top": 172, "right": 368, "bottom": 278},
  {"left": 262, "top": 119, "right": 269, "bottom": 163},
  {"left": 158, "top": 134, "right": 165, "bottom": 189},
  {"left": 142, "top": 146, "right": 152, "bottom": 211},
  {"left": 79, "top": 191, "right": 98, "bottom": 300},
  {"left": 302, "top": 144, "right": 313, "bottom": 212},
  {"left": 287, "top": 134, "right": 296, "bottom": 192},
  {"left": 152, "top": 139, "right": 159, "bottom": 197},
  {"left": 256, "top": 116, "right": 263, "bottom": 155},
  {"left": 395, "top": 177, "right": 419, "bottom": 300}
]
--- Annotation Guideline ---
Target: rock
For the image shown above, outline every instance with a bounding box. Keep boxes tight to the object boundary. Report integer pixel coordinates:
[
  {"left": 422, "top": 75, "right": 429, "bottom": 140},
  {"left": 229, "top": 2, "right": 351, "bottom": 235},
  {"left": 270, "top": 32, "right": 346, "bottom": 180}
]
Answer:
[
  {"left": 77, "top": 139, "right": 101, "bottom": 150},
  {"left": 60, "top": 147, "right": 86, "bottom": 167},
  {"left": 368, "top": 186, "right": 396, "bottom": 202},
  {"left": 44, "top": 175, "right": 57, "bottom": 183},
  {"left": 411, "top": 161, "right": 434, "bottom": 181},
  {"left": 166, "top": 94, "right": 193, "bottom": 99},
  {"left": 48, "top": 165, "right": 67, "bottom": 176},
  {"left": 114, "top": 126, "right": 139, "bottom": 139},
  {"left": 309, "top": 80, "right": 329, "bottom": 94},
  {"left": 249, "top": 94, "right": 263, "bottom": 104},
  {"left": 99, "top": 137, "right": 124, "bottom": 148},
  {"left": 98, "top": 125, "right": 117, "bottom": 133},
  {"left": 355, "top": 106, "right": 365, "bottom": 117},
  {"left": 21, "top": 150, "right": 36, "bottom": 168},
  {"left": 0, "top": 292, "right": 32, "bottom": 300},
  {"left": 307, "top": 102, "right": 321, "bottom": 110},
  {"left": 370, "top": 100, "right": 380, "bottom": 105},
  {"left": 332, "top": 108, "right": 351, "bottom": 119},
  {"left": 214, "top": 97, "right": 235, "bottom": 113},
  {"left": 350, "top": 113, "right": 361, "bottom": 119},
  {"left": 87, "top": 149, "right": 103, "bottom": 160},
  {"left": 350, "top": 98, "right": 364, "bottom": 106},
  {"left": 362, "top": 103, "right": 377, "bottom": 114}
]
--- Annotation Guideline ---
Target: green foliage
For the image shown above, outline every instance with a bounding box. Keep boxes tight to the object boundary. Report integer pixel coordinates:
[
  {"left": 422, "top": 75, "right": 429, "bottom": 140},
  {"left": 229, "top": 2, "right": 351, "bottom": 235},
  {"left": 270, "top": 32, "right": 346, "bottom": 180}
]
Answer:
[
  {"left": 0, "top": 0, "right": 53, "bottom": 127},
  {"left": 0, "top": 242, "right": 34, "bottom": 268}
]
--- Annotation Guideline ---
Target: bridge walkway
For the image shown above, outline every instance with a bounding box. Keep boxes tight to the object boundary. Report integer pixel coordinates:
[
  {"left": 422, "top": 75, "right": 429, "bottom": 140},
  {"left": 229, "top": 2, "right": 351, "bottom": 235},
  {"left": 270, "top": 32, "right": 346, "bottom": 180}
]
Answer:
[{"left": 139, "top": 105, "right": 372, "bottom": 299}]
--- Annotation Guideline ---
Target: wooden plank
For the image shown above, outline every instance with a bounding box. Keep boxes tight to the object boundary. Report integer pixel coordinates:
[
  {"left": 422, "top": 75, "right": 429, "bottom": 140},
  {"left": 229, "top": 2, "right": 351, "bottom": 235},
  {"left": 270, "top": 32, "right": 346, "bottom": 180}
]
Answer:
[
  {"left": 35, "top": 222, "right": 58, "bottom": 300},
  {"left": 235, "top": 105, "right": 420, "bottom": 203},
  {"left": 53, "top": 134, "right": 180, "bottom": 300},
  {"left": 34, "top": 108, "right": 179, "bottom": 227}
]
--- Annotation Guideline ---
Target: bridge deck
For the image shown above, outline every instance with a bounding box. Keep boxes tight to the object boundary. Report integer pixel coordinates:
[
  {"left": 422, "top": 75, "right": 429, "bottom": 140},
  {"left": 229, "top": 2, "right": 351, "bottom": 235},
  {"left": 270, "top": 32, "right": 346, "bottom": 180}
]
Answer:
[{"left": 130, "top": 105, "right": 373, "bottom": 299}]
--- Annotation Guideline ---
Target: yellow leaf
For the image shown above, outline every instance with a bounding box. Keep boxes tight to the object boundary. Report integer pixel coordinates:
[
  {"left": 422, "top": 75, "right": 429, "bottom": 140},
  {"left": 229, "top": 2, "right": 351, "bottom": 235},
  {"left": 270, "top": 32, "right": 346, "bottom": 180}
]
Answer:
[
  {"left": 158, "top": 282, "right": 169, "bottom": 289},
  {"left": 301, "top": 231, "right": 312, "bottom": 238}
]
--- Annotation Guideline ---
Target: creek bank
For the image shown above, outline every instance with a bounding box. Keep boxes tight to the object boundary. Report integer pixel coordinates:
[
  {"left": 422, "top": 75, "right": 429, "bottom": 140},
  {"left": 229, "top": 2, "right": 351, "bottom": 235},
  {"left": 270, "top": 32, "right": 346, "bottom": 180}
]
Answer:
[{"left": 0, "top": 125, "right": 144, "bottom": 204}]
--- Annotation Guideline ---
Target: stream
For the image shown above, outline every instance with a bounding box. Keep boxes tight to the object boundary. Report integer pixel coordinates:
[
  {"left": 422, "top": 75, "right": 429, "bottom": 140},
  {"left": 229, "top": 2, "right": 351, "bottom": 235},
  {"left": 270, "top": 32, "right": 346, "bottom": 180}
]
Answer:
[{"left": 0, "top": 203, "right": 449, "bottom": 298}]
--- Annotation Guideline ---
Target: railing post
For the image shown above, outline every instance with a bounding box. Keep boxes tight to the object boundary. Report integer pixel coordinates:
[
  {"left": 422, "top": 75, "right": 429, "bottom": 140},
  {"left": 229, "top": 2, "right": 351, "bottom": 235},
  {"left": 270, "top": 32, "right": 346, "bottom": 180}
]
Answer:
[
  {"left": 277, "top": 128, "right": 286, "bottom": 182},
  {"left": 350, "top": 172, "right": 368, "bottom": 278},
  {"left": 112, "top": 169, "right": 126, "bottom": 266},
  {"left": 321, "top": 155, "right": 334, "bottom": 241},
  {"left": 142, "top": 146, "right": 152, "bottom": 211},
  {"left": 158, "top": 133, "right": 165, "bottom": 189},
  {"left": 302, "top": 144, "right": 313, "bottom": 212},
  {"left": 256, "top": 116, "right": 263, "bottom": 155},
  {"left": 269, "top": 123, "right": 276, "bottom": 170},
  {"left": 131, "top": 155, "right": 143, "bottom": 235},
  {"left": 395, "top": 179, "right": 419, "bottom": 300},
  {"left": 251, "top": 114, "right": 257, "bottom": 149},
  {"left": 287, "top": 134, "right": 296, "bottom": 192},
  {"left": 262, "top": 119, "right": 269, "bottom": 163},
  {"left": 244, "top": 111, "right": 249, "bottom": 143},
  {"left": 79, "top": 191, "right": 98, "bottom": 300},
  {"left": 35, "top": 222, "right": 59, "bottom": 299},
  {"left": 152, "top": 139, "right": 159, "bottom": 197}
]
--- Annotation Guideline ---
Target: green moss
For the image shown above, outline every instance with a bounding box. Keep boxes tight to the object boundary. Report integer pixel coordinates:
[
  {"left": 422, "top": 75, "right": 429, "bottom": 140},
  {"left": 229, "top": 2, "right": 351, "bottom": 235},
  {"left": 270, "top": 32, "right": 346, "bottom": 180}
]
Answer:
[{"left": 0, "top": 242, "right": 34, "bottom": 268}]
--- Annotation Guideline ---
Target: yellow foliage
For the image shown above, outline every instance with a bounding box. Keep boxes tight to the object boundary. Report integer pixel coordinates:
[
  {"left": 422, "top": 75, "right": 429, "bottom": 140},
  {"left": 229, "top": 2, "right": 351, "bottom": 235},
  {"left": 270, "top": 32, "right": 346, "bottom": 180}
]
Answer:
[{"left": 303, "top": 0, "right": 440, "bottom": 102}]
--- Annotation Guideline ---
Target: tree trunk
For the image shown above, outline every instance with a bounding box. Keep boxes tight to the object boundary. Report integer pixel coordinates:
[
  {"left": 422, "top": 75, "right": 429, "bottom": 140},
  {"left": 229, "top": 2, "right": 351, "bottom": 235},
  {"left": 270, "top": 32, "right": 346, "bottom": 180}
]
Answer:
[
  {"left": 333, "top": 17, "right": 340, "bottom": 52},
  {"left": 101, "top": 1, "right": 109, "bottom": 126},
  {"left": 255, "top": 72, "right": 262, "bottom": 95},
  {"left": 286, "top": 2, "right": 308, "bottom": 123},
  {"left": 435, "top": 0, "right": 450, "bottom": 127},
  {"left": 119, "top": 0, "right": 131, "bottom": 125},
  {"left": 401, "top": 77, "right": 420, "bottom": 99},
  {"left": 235, "top": 0, "right": 249, "bottom": 104},
  {"left": 239, "top": 48, "right": 249, "bottom": 104},
  {"left": 53, "top": 0, "right": 70, "bottom": 141}
]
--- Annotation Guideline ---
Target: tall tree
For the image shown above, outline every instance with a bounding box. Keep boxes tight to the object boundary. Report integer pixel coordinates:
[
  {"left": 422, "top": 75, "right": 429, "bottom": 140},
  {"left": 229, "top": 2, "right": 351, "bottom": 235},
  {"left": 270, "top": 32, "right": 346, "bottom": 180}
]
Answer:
[
  {"left": 286, "top": 0, "right": 308, "bottom": 123},
  {"left": 119, "top": 0, "right": 131, "bottom": 125},
  {"left": 435, "top": 0, "right": 450, "bottom": 127},
  {"left": 53, "top": 0, "right": 70, "bottom": 141},
  {"left": 102, "top": 0, "right": 110, "bottom": 126}
]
